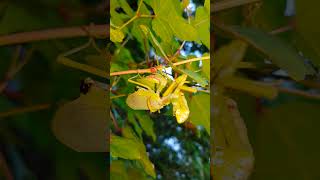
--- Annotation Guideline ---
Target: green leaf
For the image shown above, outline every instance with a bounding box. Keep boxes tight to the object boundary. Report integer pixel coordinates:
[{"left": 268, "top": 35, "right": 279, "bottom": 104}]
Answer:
[
  {"left": 139, "top": 153, "right": 156, "bottom": 178},
  {"left": 296, "top": 1, "right": 320, "bottom": 66},
  {"left": 192, "top": 6, "right": 210, "bottom": 48},
  {"left": 110, "top": 0, "right": 130, "bottom": 31},
  {"left": 122, "top": 126, "right": 156, "bottom": 178},
  {"left": 134, "top": 111, "right": 156, "bottom": 141},
  {"left": 118, "top": 0, "right": 134, "bottom": 17},
  {"left": 128, "top": 111, "right": 143, "bottom": 139},
  {"left": 131, "top": 4, "right": 152, "bottom": 53},
  {"left": 110, "top": 134, "right": 142, "bottom": 160},
  {"left": 0, "top": 4, "right": 44, "bottom": 35},
  {"left": 152, "top": 18, "right": 173, "bottom": 43},
  {"left": 110, "top": 160, "right": 128, "bottom": 180},
  {"left": 127, "top": 166, "right": 148, "bottom": 180},
  {"left": 152, "top": 0, "right": 198, "bottom": 41},
  {"left": 111, "top": 28, "right": 125, "bottom": 43},
  {"left": 217, "top": 25, "right": 315, "bottom": 81},
  {"left": 251, "top": 0, "right": 287, "bottom": 31},
  {"left": 176, "top": 68, "right": 208, "bottom": 87},
  {"left": 252, "top": 102, "right": 320, "bottom": 179},
  {"left": 202, "top": 53, "right": 210, "bottom": 80},
  {"left": 189, "top": 93, "right": 210, "bottom": 134}
]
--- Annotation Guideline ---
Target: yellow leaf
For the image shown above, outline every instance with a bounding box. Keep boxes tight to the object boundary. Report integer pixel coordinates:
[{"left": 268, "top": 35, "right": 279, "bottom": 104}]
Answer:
[
  {"left": 172, "top": 92, "right": 189, "bottom": 124},
  {"left": 126, "top": 88, "right": 163, "bottom": 112},
  {"left": 110, "top": 28, "right": 125, "bottom": 43}
]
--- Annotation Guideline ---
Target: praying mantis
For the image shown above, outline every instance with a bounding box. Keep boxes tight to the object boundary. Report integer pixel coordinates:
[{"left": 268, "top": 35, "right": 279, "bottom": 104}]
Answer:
[
  {"left": 126, "top": 71, "right": 197, "bottom": 124},
  {"left": 52, "top": 35, "right": 108, "bottom": 152}
]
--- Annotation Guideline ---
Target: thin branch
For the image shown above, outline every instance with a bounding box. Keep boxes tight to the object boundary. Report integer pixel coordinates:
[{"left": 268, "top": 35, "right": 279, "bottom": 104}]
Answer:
[
  {"left": 110, "top": 111, "right": 121, "bottom": 133},
  {"left": 0, "top": 46, "right": 34, "bottom": 94},
  {"left": 119, "top": 16, "right": 138, "bottom": 30},
  {"left": 0, "top": 24, "right": 108, "bottom": 46},
  {"left": 0, "top": 104, "right": 51, "bottom": 118},
  {"left": 277, "top": 86, "right": 320, "bottom": 100},
  {"left": 110, "top": 56, "right": 210, "bottom": 76},
  {"left": 172, "top": 41, "right": 186, "bottom": 60},
  {"left": 173, "top": 56, "right": 210, "bottom": 66},
  {"left": 270, "top": 25, "right": 294, "bottom": 35}
]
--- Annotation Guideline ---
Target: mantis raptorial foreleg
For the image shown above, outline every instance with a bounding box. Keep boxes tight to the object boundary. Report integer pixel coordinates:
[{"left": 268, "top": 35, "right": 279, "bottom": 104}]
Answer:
[
  {"left": 128, "top": 75, "right": 153, "bottom": 91},
  {"left": 126, "top": 72, "right": 195, "bottom": 123}
]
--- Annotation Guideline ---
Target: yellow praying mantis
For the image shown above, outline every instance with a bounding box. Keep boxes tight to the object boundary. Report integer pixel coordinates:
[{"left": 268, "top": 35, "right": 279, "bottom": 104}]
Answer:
[
  {"left": 126, "top": 70, "right": 197, "bottom": 124},
  {"left": 52, "top": 36, "right": 108, "bottom": 152}
]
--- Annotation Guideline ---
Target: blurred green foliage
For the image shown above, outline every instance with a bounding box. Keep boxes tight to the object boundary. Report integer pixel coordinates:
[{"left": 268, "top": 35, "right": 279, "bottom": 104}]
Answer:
[
  {"left": 0, "top": 0, "right": 107, "bottom": 179},
  {"left": 213, "top": 0, "right": 320, "bottom": 179}
]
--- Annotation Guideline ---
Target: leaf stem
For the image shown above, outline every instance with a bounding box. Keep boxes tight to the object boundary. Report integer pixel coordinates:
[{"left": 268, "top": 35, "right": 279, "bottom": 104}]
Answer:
[
  {"left": 139, "top": 15, "right": 156, "bottom": 18},
  {"left": 110, "top": 111, "right": 121, "bottom": 133},
  {"left": 0, "top": 24, "right": 108, "bottom": 46},
  {"left": 276, "top": 86, "right": 320, "bottom": 100},
  {"left": 119, "top": 15, "right": 138, "bottom": 30},
  {"left": 110, "top": 56, "right": 210, "bottom": 76},
  {"left": 0, "top": 104, "right": 50, "bottom": 118},
  {"left": 136, "top": 0, "right": 144, "bottom": 13}
]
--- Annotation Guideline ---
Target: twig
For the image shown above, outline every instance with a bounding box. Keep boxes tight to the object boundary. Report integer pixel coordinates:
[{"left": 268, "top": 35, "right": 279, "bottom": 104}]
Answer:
[
  {"left": 0, "top": 24, "right": 108, "bottom": 46},
  {"left": 277, "top": 86, "right": 320, "bottom": 100},
  {"left": 212, "top": 0, "right": 261, "bottom": 12},
  {"left": 110, "top": 56, "right": 210, "bottom": 76},
  {"left": 172, "top": 41, "right": 186, "bottom": 60},
  {"left": 270, "top": 25, "right": 294, "bottom": 35},
  {"left": 110, "top": 111, "right": 121, "bottom": 133},
  {"left": 0, "top": 46, "right": 34, "bottom": 94},
  {"left": 119, "top": 16, "right": 138, "bottom": 30},
  {"left": 0, "top": 104, "right": 51, "bottom": 118}
]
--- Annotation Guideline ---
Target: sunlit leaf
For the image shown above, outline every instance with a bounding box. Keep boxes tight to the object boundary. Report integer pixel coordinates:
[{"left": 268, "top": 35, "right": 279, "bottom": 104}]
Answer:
[
  {"left": 189, "top": 93, "right": 210, "bottom": 134},
  {"left": 111, "top": 28, "right": 125, "bottom": 43},
  {"left": 111, "top": 134, "right": 141, "bottom": 159},
  {"left": 176, "top": 68, "right": 208, "bottom": 87},
  {"left": 192, "top": 5, "right": 210, "bottom": 48},
  {"left": 152, "top": 0, "right": 198, "bottom": 41}
]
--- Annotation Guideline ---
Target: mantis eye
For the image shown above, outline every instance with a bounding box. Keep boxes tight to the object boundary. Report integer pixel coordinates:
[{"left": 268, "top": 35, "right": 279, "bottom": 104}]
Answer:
[
  {"left": 80, "top": 78, "right": 94, "bottom": 94},
  {"left": 80, "top": 80, "right": 90, "bottom": 94}
]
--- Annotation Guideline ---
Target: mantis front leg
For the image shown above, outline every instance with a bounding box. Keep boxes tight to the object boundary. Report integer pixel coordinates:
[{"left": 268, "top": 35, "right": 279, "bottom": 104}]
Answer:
[{"left": 127, "top": 75, "right": 153, "bottom": 90}]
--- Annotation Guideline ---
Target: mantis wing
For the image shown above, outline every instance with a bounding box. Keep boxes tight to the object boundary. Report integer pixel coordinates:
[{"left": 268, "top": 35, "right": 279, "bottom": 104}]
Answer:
[
  {"left": 126, "top": 89, "right": 163, "bottom": 112},
  {"left": 52, "top": 86, "right": 107, "bottom": 152},
  {"left": 172, "top": 92, "right": 190, "bottom": 124}
]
